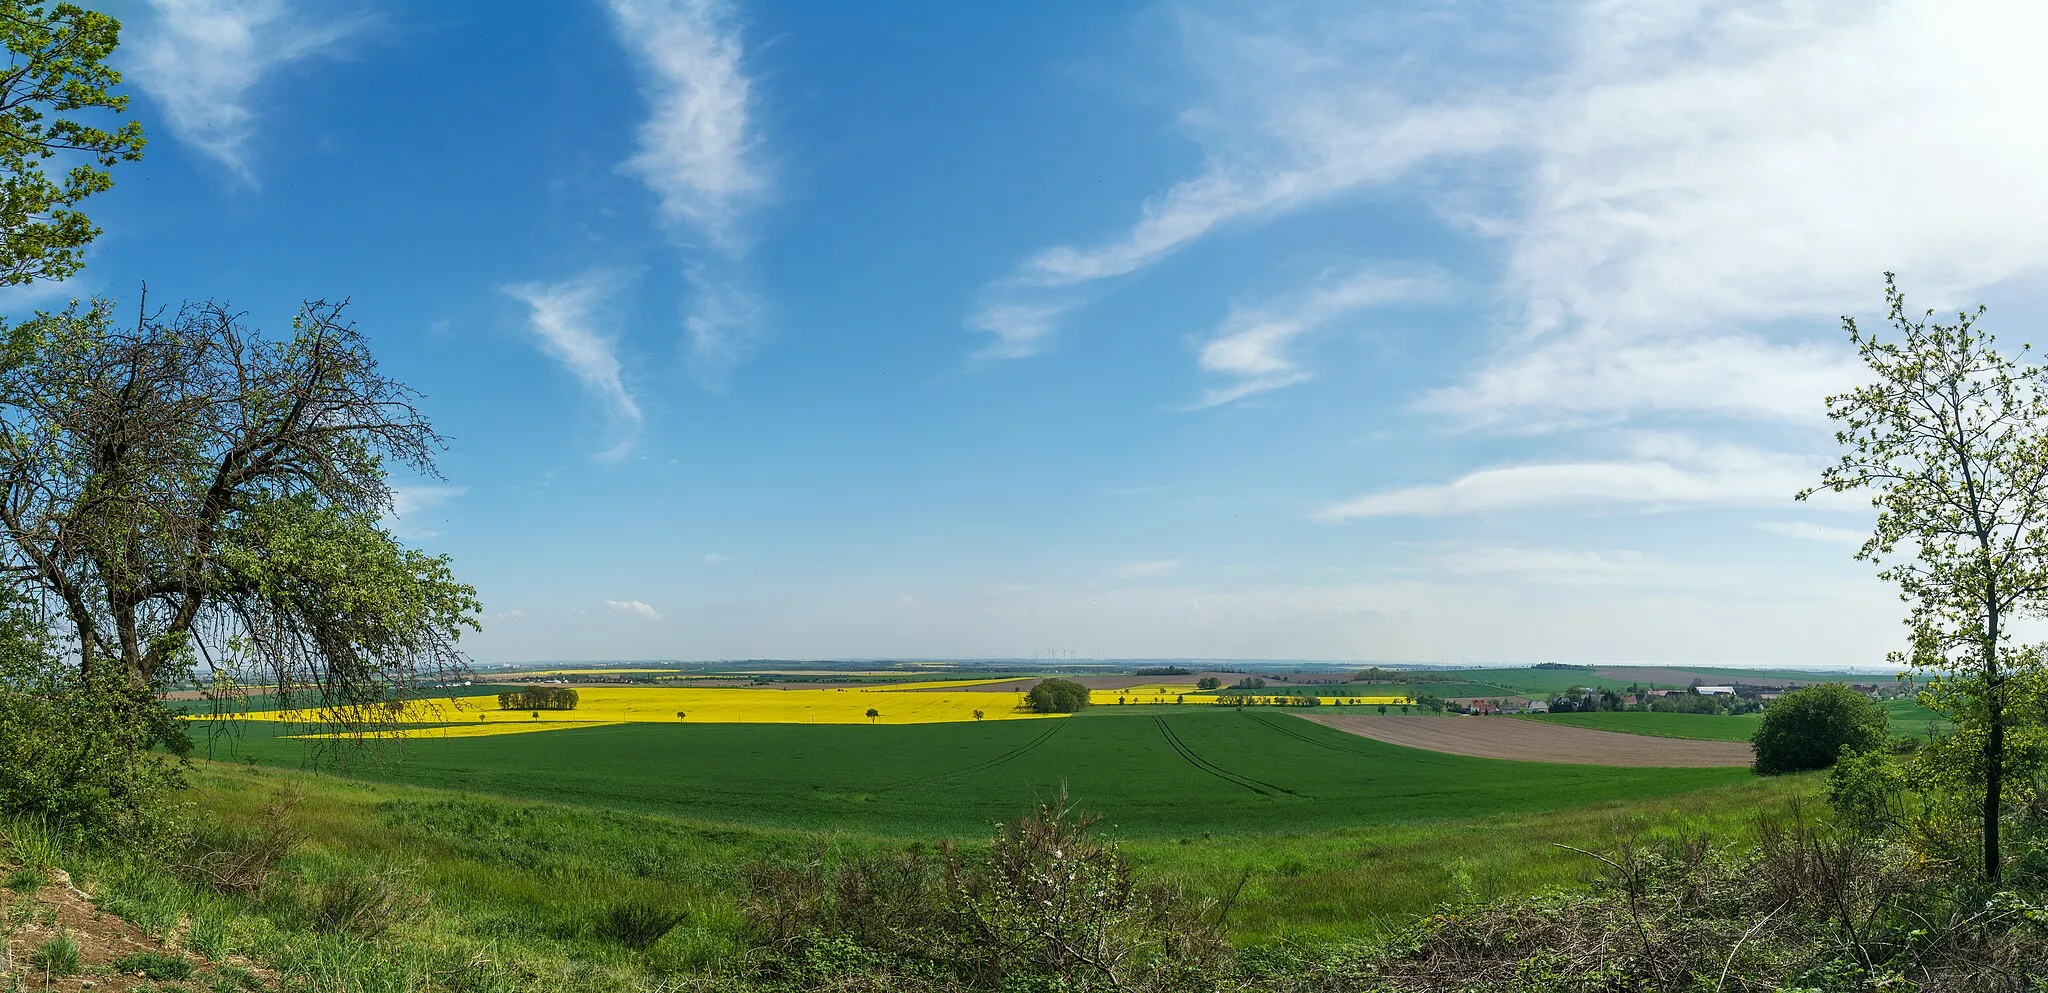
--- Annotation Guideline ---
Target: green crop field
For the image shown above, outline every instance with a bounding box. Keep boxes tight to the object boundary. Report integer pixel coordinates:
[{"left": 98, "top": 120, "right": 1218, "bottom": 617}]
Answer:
[
  {"left": 217, "top": 708, "right": 1749, "bottom": 838},
  {"left": 1532, "top": 698, "right": 1949, "bottom": 743},
  {"left": 1532, "top": 711, "right": 1763, "bottom": 741}
]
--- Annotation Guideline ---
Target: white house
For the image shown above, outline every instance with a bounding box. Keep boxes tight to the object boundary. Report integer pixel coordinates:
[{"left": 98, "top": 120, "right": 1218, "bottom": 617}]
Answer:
[{"left": 1696, "top": 685, "right": 1735, "bottom": 696}]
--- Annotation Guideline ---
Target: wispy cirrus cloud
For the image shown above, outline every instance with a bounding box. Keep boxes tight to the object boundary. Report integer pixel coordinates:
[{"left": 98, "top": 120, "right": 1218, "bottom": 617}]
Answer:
[
  {"left": 504, "top": 273, "right": 642, "bottom": 460},
  {"left": 981, "top": 0, "right": 2048, "bottom": 427},
  {"left": 1317, "top": 435, "right": 1830, "bottom": 521},
  {"left": 129, "top": 0, "right": 367, "bottom": 183},
  {"left": 1191, "top": 265, "right": 1447, "bottom": 408},
  {"left": 605, "top": 0, "right": 771, "bottom": 380}
]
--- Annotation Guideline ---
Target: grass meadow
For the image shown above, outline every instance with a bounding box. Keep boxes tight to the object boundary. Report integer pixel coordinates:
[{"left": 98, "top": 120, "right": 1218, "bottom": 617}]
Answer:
[{"left": 212, "top": 707, "right": 1752, "bottom": 837}]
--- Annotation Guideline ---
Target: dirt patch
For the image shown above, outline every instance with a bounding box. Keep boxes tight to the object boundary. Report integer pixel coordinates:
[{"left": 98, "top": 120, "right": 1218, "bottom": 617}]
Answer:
[
  {"left": 2, "top": 866, "right": 271, "bottom": 991},
  {"left": 1297, "top": 714, "right": 1754, "bottom": 768}
]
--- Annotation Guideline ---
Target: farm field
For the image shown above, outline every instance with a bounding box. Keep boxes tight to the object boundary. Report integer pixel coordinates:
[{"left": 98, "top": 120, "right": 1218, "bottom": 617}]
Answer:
[
  {"left": 1531, "top": 699, "right": 1948, "bottom": 743},
  {"left": 1304, "top": 713, "right": 1754, "bottom": 766},
  {"left": 214, "top": 707, "right": 1751, "bottom": 838},
  {"left": 1533, "top": 711, "right": 1763, "bottom": 741}
]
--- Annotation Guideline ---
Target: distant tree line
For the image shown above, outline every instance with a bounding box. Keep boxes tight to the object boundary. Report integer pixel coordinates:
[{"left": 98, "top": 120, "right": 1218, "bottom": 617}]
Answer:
[
  {"left": 499, "top": 687, "right": 578, "bottom": 711},
  {"left": 1133, "top": 666, "right": 1190, "bottom": 676}
]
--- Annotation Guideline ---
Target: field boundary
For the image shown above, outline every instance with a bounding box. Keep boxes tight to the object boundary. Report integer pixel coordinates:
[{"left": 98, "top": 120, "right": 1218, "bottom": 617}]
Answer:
[{"left": 1154, "top": 717, "right": 1310, "bottom": 799}]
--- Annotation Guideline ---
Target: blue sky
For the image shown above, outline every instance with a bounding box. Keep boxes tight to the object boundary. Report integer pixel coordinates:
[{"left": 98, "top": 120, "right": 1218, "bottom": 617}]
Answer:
[{"left": 58, "top": 0, "right": 2048, "bottom": 665}]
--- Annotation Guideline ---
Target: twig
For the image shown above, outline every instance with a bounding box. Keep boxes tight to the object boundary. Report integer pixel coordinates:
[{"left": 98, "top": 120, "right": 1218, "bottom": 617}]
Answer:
[{"left": 1716, "top": 900, "right": 1788, "bottom": 993}]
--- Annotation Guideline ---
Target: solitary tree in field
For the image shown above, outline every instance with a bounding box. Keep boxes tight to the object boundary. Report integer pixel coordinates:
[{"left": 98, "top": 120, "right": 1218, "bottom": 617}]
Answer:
[
  {"left": 1805, "top": 274, "right": 2048, "bottom": 882},
  {"left": 972, "top": 709, "right": 984, "bottom": 721},
  {"left": 866, "top": 707, "right": 879, "bottom": 722}
]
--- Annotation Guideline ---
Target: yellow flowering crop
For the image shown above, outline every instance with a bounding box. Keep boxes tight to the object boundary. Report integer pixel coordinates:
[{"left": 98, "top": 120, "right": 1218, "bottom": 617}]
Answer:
[{"left": 205, "top": 685, "right": 1058, "bottom": 734}]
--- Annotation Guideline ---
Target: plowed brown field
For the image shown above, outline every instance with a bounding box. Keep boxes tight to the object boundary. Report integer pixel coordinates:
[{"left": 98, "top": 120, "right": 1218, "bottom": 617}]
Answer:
[{"left": 1298, "top": 714, "right": 1753, "bottom": 767}]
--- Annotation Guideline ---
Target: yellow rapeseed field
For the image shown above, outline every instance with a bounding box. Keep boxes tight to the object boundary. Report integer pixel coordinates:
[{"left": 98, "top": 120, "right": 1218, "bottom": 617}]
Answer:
[{"left": 203, "top": 685, "right": 1057, "bottom": 736}]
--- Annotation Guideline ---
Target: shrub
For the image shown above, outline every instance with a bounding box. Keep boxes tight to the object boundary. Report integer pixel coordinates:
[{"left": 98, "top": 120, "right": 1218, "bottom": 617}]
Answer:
[
  {"left": 115, "top": 950, "right": 193, "bottom": 980},
  {"left": 597, "top": 899, "right": 688, "bottom": 950},
  {"left": 1025, "top": 678, "right": 1090, "bottom": 714},
  {"left": 1752, "top": 683, "right": 1889, "bottom": 775},
  {"left": 179, "top": 791, "right": 301, "bottom": 896},
  {"left": 29, "top": 929, "right": 79, "bottom": 976},
  {"left": 739, "top": 793, "right": 1228, "bottom": 991},
  {"left": 308, "top": 869, "right": 426, "bottom": 939}
]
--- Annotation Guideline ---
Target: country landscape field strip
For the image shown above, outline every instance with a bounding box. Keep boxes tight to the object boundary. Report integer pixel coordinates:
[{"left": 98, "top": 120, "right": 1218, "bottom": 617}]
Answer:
[
  {"left": 1153, "top": 716, "right": 1309, "bottom": 799},
  {"left": 1301, "top": 713, "right": 1755, "bottom": 767},
  {"left": 1246, "top": 712, "right": 1384, "bottom": 754},
  {"left": 877, "top": 718, "right": 1072, "bottom": 793}
]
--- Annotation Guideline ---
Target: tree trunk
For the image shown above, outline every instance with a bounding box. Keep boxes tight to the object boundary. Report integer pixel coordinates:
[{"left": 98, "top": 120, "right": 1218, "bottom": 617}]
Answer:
[{"left": 1986, "top": 601, "right": 2004, "bottom": 884}]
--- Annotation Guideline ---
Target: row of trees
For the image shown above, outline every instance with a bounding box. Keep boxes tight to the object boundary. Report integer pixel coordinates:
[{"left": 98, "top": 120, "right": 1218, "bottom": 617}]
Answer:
[{"left": 498, "top": 687, "right": 579, "bottom": 711}]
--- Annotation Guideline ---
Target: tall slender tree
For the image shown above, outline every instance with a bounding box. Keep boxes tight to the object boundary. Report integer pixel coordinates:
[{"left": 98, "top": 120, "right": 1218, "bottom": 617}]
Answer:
[{"left": 1805, "top": 274, "right": 2048, "bottom": 882}]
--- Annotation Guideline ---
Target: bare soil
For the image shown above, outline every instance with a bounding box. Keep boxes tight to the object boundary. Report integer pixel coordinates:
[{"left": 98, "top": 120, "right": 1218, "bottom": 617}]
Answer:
[
  {"left": 2, "top": 866, "right": 271, "bottom": 991},
  {"left": 1297, "top": 713, "right": 1754, "bottom": 768}
]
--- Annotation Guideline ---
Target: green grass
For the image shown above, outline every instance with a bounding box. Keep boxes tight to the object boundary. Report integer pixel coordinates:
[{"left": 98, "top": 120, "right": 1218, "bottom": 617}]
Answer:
[
  {"left": 1531, "top": 712, "right": 1763, "bottom": 741},
  {"left": 214, "top": 708, "right": 1752, "bottom": 838},
  {"left": 1531, "top": 699, "right": 1949, "bottom": 743},
  {"left": 173, "top": 755, "right": 1819, "bottom": 955}
]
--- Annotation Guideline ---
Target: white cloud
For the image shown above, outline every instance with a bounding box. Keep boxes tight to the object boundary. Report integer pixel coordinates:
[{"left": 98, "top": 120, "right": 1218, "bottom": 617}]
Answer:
[
  {"left": 1757, "top": 521, "right": 1869, "bottom": 546},
  {"left": 494, "top": 609, "right": 528, "bottom": 620},
  {"left": 1192, "top": 265, "right": 1447, "bottom": 408},
  {"left": 702, "top": 553, "right": 733, "bottom": 563},
  {"left": 980, "top": 0, "right": 2048, "bottom": 422},
  {"left": 1105, "top": 560, "right": 1183, "bottom": 579},
  {"left": 382, "top": 484, "right": 464, "bottom": 539},
  {"left": 606, "top": 0, "right": 771, "bottom": 377},
  {"left": 1318, "top": 435, "right": 1824, "bottom": 520},
  {"left": 504, "top": 274, "right": 641, "bottom": 459},
  {"left": 130, "top": 0, "right": 364, "bottom": 182},
  {"left": 967, "top": 301, "right": 1077, "bottom": 361},
  {"left": 605, "top": 599, "right": 664, "bottom": 620}
]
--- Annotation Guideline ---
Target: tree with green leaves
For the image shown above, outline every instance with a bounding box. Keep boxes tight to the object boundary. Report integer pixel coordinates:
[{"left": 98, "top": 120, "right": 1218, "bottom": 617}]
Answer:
[
  {"left": 1804, "top": 274, "right": 2048, "bottom": 881},
  {"left": 0, "top": 298, "right": 480, "bottom": 738},
  {"left": 1750, "top": 683, "right": 1888, "bottom": 776},
  {"left": 1025, "top": 677, "right": 1090, "bottom": 714},
  {"left": 0, "top": 2, "right": 144, "bottom": 287}
]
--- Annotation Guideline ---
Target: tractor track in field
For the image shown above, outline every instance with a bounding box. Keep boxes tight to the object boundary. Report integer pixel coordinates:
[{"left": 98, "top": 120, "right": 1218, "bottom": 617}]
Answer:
[
  {"left": 1245, "top": 712, "right": 1377, "bottom": 754},
  {"left": 1153, "top": 717, "right": 1310, "bottom": 799},
  {"left": 877, "top": 718, "right": 1070, "bottom": 793}
]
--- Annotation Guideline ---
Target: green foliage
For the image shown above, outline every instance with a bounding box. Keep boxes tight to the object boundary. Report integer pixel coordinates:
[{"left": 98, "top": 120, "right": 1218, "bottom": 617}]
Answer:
[
  {"left": 114, "top": 950, "right": 193, "bottom": 980},
  {"left": 0, "top": 1, "right": 145, "bottom": 288},
  {"left": 597, "top": 899, "right": 688, "bottom": 950},
  {"left": 742, "top": 795, "right": 1229, "bottom": 991},
  {"left": 0, "top": 591, "right": 185, "bottom": 842},
  {"left": 305, "top": 866, "right": 426, "bottom": 939},
  {"left": 1195, "top": 677, "right": 1221, "bottom": 690},
  {"left": 1808, "top": 274, "right": 2048, "bottom": 879},
  {"left": 28, "top": 928, "right": 79, "bottom": 975},
  {"left": 1024, "top": 677, "right": 1090, "bottom": 714},
  {"left": 1826, "top": 746, "right": 1913, "bottom": 834},
  {"left": 496, "top": 687, "right": 578, "bottom": 711},
  {"left": 1751, "top": 684, "right": 1888, "bottom": 775}
]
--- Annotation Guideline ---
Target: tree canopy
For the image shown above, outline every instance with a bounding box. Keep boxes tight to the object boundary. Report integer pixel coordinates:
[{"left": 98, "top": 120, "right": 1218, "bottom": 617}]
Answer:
[
  {"left": 1806, "top": 274, "right": 2048, "bottom": 879},
  {"left": 0, "top": 299, "right": 480, "bottom": 726},
  {"left": 1750, "top": 683, "right": 1888, "bottom": 776},
  {"left": 1026, "top": 678, "right": 1090, "bottom": 714}
]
